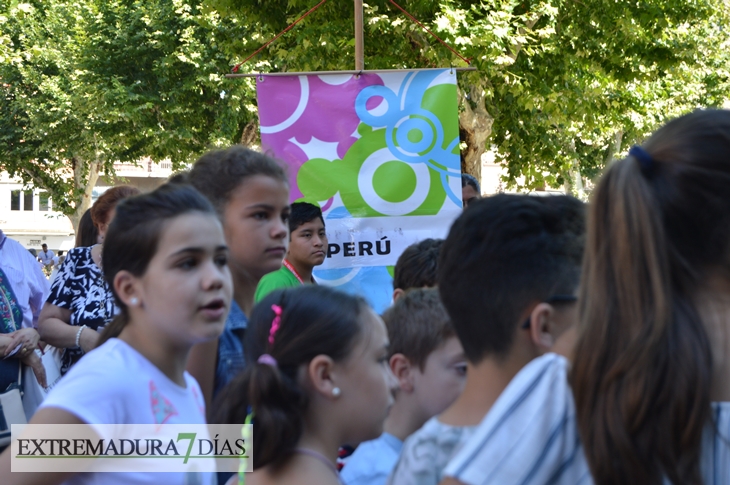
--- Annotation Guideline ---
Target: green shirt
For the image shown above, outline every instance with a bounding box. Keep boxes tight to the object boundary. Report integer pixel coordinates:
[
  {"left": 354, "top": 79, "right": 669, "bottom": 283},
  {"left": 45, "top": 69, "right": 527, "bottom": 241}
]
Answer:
[{"left": 254, "top": 265, "right": 302, "bottom": 303}]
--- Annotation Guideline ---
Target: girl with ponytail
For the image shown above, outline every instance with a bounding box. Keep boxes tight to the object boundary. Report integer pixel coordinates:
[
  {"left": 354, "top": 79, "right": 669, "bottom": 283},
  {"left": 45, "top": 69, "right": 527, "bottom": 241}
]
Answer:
[
  {"left": 214, "top": 285, "right": 397, "bottom": 485},
  {"left": 437, "top": 109, "right": 730, "bottom": 485},
  {"left": 1, "top": 184, "right": 233, "bottom": 485}
]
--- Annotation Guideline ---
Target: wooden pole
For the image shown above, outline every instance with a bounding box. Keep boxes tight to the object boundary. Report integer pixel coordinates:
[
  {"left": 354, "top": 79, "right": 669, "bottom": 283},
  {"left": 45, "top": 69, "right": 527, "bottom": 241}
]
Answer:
[
  {"left": 354, "top": 0, "right": 364, "bottom": 70},
  {"left": 226, "top": 67, "right": 477, "bottom": 78}
]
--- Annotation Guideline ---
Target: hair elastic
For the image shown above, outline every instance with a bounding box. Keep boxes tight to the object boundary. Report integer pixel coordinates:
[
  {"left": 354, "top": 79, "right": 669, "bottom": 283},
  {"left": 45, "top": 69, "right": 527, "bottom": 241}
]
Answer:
[
  {"left": 629, "top": 145, "right": 654, "bottom": 175},
  {"left": 268, "top": 304, "right": 282, "bottom": 345},
  {"left": 257, "top": 354, "right": 278, "bottom": 367},
  {"left": 239, "top": 407, "right": 254, "bottom": 485}
]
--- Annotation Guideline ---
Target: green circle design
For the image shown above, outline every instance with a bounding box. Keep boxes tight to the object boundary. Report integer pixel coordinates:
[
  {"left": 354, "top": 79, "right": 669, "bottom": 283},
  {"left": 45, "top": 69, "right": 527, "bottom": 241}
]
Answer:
[
  {"left": 372, "top": 161, "right": 417, "bottom": 203},
  {"left": 407, "top": 129, "right": 423, "bottom": 143}
]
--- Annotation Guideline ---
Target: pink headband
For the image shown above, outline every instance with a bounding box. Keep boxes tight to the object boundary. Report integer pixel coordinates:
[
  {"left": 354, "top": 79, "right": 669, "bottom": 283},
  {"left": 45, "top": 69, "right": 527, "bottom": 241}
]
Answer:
[{"left": 268, "top": 304, "right": 282, "bottom": 346}]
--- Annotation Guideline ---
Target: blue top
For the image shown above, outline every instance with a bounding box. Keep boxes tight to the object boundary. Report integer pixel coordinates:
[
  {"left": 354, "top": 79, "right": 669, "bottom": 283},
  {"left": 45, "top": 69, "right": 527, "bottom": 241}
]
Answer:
[
  {"left": 443, "top": 353, "right": 730, "bottom": 485},
  {"left": 214, "top": 301, "right": 248, "bottom": 398},
  {"left": 341, "top": 433, "right": 403, "bottom": 485}
]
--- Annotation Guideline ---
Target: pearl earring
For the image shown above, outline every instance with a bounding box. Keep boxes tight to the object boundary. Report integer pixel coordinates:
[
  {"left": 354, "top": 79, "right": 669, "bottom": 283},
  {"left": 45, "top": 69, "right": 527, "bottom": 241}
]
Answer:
[
  {"left": 130, "top": 297, "right": 139, "bottom": 306},
  {"left": 332, "top": 387, "right": 341, "bottom": 397}
]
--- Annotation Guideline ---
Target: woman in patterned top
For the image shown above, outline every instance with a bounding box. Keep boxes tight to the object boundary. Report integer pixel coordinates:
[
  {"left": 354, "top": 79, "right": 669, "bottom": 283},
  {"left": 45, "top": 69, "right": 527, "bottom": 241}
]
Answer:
[{"left": 38, "top": 185, "right": 139, "bottom": 374}]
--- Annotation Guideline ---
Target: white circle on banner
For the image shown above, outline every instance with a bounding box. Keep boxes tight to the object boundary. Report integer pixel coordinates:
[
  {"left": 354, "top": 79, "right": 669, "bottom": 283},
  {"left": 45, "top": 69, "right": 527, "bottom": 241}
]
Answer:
[
  {"left": 319, "top": 74, "right": 353, "bottom": 85},
  {"left": 358, "top": 148, "right": 430, "bottom": 216},
  {"left": 314, "top": 267, "right": 362, "bottom": 286},
  {"left": 259, "top": 76, "right": 309, "bottom": 134}
]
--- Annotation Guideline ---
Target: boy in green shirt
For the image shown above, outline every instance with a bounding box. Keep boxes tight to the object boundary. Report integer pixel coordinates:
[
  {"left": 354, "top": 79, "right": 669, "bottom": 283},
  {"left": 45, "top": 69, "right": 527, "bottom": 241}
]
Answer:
[{"left": 254, "top": 202, "right": 327, "bottom": 302}]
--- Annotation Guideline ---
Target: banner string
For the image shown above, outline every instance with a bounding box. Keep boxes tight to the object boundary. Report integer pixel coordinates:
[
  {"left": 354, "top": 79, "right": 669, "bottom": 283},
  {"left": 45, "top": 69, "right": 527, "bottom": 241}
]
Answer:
[
  {"left": 232, "top": 0, "right": 329, "bottom": 73},
  {"left": 386, "top": 0, "right": 471, "bottom": 65},
  {"left": 231, "top": 0, "right": 472, "bottom": 72}
]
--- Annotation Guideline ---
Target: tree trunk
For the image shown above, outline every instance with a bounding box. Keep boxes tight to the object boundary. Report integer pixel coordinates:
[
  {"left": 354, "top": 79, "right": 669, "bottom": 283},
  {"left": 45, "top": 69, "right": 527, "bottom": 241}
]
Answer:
[
  {"left": 459, "top": 83, "right": 493, "bottom": 190},
  {"left": 564, "top": 140, "right": 586, "bottom": 200},
  {"left": 67, "top": 158, "right": 100, "bottom": 231},
  {"left": 240, "top": 119, "right": 260, "bottom": 148},
  {"left": 604, "top": 130, "right": 623, "bottom": 166}
]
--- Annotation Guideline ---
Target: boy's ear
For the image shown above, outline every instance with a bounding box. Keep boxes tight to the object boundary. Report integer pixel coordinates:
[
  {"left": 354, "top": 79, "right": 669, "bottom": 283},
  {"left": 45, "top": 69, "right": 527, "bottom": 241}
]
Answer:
[
  {"left": 389, "top": 353, "right": 415, "bottom": 393},
  {"left": 528, "top": 303, "right": 556, "bottom": 351},
  {"left": 392, "top": 288, "right": 406, "bottom": 302}
]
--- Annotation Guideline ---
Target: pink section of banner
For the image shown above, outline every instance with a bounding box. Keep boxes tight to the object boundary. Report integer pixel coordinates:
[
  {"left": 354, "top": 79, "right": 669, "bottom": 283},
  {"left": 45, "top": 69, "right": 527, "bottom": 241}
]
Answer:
[{"left": 256, "top": 74, "right": 384, "bottom": 202}]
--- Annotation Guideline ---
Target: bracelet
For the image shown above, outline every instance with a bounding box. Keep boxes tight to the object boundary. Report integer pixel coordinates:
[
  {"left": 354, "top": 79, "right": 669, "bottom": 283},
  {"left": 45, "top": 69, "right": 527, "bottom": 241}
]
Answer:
[{"left": 75, "top": 325, "right": 88, "bottom": 349}]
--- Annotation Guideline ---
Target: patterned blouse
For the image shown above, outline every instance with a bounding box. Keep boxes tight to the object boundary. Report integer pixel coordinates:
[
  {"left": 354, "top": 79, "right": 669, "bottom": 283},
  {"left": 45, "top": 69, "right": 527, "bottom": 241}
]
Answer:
[{"left": 47, "top": 246, "right": 118, "bottom": 374}]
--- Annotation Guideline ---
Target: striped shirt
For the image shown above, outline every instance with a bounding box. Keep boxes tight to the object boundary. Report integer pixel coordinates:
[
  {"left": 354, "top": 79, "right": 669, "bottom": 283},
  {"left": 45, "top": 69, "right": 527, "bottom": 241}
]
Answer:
[{"left": 443, "top": 353, "right": 730, "bottom": 485}]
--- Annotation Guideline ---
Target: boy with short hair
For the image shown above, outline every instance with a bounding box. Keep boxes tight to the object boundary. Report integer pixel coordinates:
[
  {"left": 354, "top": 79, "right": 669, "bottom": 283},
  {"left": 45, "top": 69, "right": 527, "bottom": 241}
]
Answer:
[
  {"left": 460, "top": 174, "right": 481, "bottom": 209},
  {"left": 388, "top": 194, "right": 586, "bottom": 485},
  {"left": 392, "top": 238, "right": 444, "bottom": 301},
  {"left": 341, "top": 288, "right": 466, "bottom": 485},
  {"left": 254, "top": 202, "right": 327, "bottom": 302}
]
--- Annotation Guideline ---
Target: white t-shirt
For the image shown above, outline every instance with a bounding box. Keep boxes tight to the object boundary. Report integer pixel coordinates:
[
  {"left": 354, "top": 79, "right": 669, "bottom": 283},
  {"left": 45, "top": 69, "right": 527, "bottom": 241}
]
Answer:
[
  {"left": 387, "top": 417, "right": 476, "bottom": 485},
  {"left": 41, "top": 338, "right": 213, "bottom": 485},
  {"left": 39, "top": 249, "right": 55, "bottom": 266}
]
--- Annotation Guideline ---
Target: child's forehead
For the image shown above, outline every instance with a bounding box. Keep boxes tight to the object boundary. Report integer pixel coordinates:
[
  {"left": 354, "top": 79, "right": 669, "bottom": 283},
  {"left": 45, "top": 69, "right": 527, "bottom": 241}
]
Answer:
[{"left": 295, "top": 218, "right": 325, "bottom": 231}]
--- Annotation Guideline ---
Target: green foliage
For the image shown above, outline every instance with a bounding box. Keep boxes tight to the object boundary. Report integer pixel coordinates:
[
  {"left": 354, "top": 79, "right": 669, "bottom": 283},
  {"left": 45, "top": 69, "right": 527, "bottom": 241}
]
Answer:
[
  {"left": 2, "top": 0, "right": 728, "bottom": 209},
  {"left": 0, "top": 0, "right": 254, "bottom": 220},
  {"left": 204, "top": 0, "right": 730, "bottom": 192}
]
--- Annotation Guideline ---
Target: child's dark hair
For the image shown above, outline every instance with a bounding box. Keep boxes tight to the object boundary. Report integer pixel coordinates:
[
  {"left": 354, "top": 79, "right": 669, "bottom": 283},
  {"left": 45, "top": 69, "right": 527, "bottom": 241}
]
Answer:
[
  {"left": 188, "top": 145, "right": 287, "bottom": 215},
  {"left": 572, "top": 109, "right": 730, "bottom": 485},
  {"left": 213, "top": 285, "right": 369, "bottom": 469},
  {"left": 438, "top": 194, "right": 585, "bottom": 363},
  {"left": 383, "top": 288, "right": 454, "bottom": 370},
  {"left": 393, "top": 238, "right": 444, "bottom": 291},
  {"left": 289, "top": 202, "right": 324, "bottom": 234},
  {"left": 75, "top": 209, "right": 99, "bottom": 247},
  {"left": 461, "top": 173, "right": 480, "bottom": 193},
  {"left": 97, "top": 184, "right": 217, "bottom": 346}
]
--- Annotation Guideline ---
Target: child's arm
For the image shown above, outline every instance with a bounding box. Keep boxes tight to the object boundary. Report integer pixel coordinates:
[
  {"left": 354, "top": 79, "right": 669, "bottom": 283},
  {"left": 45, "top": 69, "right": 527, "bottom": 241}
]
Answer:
[{"left": 0, "top": 407, "right": 90, "bottom": 485}]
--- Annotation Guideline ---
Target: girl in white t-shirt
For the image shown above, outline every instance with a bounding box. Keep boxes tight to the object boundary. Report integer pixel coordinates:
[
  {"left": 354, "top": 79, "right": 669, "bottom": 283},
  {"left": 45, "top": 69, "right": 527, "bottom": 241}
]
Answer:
[
  {"left": 214, "top": 285, "right": 399, "bottom": 485},
  {"left": 1, "top": 184, "right": 233, "bottom": 485}
]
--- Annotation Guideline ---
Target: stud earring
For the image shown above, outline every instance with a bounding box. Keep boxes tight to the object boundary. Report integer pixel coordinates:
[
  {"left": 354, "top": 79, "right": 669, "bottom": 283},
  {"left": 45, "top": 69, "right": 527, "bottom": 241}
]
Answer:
[
  {"left": 130, "top": 297, "right": 139, "bottom": 306},
  {"left": 332, "top": 387, "right": 341, "bottom": 397}
]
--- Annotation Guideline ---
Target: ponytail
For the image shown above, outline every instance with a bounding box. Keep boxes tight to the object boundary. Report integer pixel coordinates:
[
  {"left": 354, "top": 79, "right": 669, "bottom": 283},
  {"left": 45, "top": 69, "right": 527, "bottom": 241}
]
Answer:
[
  {"left": 571, "top": 147, "right": 713, "bottom": 484},
  {"left": 96, "top": 313, "right": 130, "bottom": 348},
  {"left": 212, "top": 286, "right": 367, "bottom": 470},
  {"left": 213, "top": 360, "right": 307, "bottom": 469}
]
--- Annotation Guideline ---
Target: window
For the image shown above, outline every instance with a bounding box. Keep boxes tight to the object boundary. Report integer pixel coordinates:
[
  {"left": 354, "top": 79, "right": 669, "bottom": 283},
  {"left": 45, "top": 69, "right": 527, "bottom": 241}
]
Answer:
[
  {"left": 39, "top": 192, "right": 50, "bottom": 211},
  {"left": 23, "top": 191, "right": 33, "bottom": 211},
  {"left": 10, "top": 190, "right": 20, "bottom": 211}
]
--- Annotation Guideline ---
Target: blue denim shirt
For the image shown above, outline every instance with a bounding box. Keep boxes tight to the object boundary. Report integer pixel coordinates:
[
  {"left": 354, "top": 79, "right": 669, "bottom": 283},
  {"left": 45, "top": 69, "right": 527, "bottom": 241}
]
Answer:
[{"left": 214, "top": 301, "right": 248, "bottom": 398}]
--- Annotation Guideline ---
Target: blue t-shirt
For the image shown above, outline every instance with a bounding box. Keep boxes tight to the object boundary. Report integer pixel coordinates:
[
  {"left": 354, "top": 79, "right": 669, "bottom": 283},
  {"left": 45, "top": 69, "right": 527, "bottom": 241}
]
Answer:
[{"left": 341, "top": 433, "right": 403, "bottom": 485}]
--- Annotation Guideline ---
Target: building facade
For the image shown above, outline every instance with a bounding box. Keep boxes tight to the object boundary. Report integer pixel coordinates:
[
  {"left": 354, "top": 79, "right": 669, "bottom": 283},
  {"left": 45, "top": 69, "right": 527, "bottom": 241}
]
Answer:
[{"left": 0, "top": 159, "right": 174, "bottom": 251}]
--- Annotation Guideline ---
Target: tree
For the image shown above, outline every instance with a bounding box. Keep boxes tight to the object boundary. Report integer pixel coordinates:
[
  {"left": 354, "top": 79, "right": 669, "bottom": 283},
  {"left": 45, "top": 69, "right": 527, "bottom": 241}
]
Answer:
[
  {"left": 203, "top": 0, "right": 730, "bottom": 194},
  {"left": 0, "top": 0, "right": 254, "bottom": 228}
]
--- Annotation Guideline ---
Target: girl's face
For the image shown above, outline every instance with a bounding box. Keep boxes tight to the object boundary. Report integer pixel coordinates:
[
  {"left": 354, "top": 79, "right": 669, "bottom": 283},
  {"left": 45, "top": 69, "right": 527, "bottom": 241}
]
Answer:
[
  {"left": 222, "top": 175, "right": 290, "bottom": 282},
  {"left": 335, "top": 308, "right": 398, "bottom": 445},
  {"left": 131, "top": 212, "right": 233, "bottom": 346}
]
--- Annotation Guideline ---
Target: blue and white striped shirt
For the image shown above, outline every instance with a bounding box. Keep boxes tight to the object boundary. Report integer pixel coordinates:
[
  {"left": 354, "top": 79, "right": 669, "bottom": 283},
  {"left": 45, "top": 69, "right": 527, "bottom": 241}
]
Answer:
[{"left": 443, "top": 353, "right": 730, "bottom": 485}]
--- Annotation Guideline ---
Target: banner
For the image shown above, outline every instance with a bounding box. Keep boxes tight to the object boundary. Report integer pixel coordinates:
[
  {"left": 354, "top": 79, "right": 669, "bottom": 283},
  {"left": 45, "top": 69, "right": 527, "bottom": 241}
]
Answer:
[{"left": 257, "top": 69, "right": 462, "bottom": 312}]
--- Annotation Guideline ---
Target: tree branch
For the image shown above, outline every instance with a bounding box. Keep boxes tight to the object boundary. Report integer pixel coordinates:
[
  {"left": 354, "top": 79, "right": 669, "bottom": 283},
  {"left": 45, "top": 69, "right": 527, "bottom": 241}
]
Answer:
[{"left": 507, "top": 18, "right": 540, "bottom": 62}]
